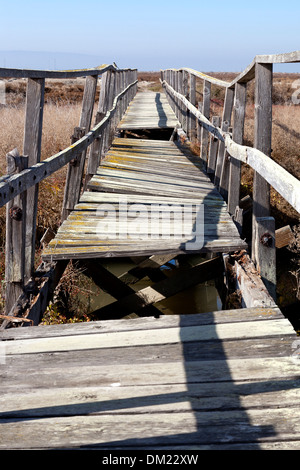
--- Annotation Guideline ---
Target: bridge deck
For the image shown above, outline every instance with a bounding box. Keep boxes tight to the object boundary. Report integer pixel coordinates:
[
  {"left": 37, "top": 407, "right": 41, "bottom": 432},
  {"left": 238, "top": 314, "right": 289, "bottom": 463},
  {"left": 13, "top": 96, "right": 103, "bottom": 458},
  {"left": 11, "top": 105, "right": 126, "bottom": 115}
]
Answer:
[
  {"left": 1, "top": 306, "right": 299, "bottom": 449},
  {"left": 42, "top": 137, "right": 247, "bottom": 261},
  {"left": 118, "top": 91, "right": 180, "bottom": 130}
]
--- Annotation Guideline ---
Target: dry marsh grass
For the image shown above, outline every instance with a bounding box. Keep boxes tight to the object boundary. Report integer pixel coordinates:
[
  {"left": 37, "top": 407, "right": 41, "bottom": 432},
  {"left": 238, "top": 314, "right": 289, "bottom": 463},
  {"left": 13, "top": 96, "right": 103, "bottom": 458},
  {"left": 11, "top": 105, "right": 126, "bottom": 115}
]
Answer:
[{"left": 0, "top": 102, "right": 81, "bottom": 241}]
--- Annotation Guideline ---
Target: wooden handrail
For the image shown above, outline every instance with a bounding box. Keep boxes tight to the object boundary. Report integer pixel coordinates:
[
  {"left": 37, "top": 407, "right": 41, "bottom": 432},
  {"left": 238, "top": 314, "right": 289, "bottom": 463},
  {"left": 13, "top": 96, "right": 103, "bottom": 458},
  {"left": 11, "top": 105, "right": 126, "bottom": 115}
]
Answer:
[
  {"left": 0, "top": 63, "right": 137, "bottom": 79},
  {"left": 163, "top": 50, "right": 300, "bottom": 89},
  {"left": 161, "top": 79, "right": 300, "bottom": 214},
  {"left": 1, "top": 65, "right": 138, "bottom": 318},
  {"left": 0, "top": 78, "right": 138, "bottom": 208},
  {"left": 162, "top": 52, "right": 300, "bottom": 301}
]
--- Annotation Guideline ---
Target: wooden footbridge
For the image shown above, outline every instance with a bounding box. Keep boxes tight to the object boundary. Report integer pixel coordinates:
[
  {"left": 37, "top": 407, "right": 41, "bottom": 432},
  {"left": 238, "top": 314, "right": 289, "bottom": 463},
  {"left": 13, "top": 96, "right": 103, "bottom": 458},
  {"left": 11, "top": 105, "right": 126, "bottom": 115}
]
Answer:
[{"left": 1, "top": 52, "right": 300, "bottom": 450}]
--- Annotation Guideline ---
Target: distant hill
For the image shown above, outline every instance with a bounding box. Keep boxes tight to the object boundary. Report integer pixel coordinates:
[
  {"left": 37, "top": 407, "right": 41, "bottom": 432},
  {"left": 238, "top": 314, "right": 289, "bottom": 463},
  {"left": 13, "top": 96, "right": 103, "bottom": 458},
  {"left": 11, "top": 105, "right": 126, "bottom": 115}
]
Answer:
[{"left": 0, "top": 50, "right": 111, "bottom": 71}]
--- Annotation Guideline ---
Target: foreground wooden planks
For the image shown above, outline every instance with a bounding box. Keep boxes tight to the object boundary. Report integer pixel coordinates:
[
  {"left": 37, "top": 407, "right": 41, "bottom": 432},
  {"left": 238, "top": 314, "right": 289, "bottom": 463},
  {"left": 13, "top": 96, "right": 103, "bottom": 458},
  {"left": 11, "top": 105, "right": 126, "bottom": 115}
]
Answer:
[
  {"left": 42, "top": 138, "right": 247, "bottom": 261},
  {"left": 0, "top": 307, "right": 299, "bottom": 449}
]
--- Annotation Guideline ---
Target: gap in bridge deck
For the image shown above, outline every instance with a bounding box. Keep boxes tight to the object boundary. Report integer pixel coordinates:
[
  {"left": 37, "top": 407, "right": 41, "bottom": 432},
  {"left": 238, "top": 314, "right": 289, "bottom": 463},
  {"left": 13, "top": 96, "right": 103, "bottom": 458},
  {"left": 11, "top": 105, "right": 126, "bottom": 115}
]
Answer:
[{"left": 66, "top": 256, "right": 223, "bottom": 321}]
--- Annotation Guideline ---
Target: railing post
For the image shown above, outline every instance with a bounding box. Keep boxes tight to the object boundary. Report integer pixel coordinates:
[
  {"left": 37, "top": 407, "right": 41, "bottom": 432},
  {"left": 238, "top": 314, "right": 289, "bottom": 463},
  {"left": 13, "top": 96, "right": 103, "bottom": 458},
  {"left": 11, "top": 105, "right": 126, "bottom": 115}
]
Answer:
[
  {"left": 5, "top": 150, "right": 28, "bottom": 314},
  {"left": 86, "top": 70, "right": 112, "bottom": 181},
  {"left": 177, "top": 71, "right": 183, "bottom": 127},
  {"left": 182, "top": 70, "right": 189, "bottom": 134},
  {"left": 228, "top": 81, "right": 247, "bottom": 216},
  {"left": 214, "top": 120, "right": 229, "bottom": 188},
  {"left": 255, "top": 216, "right": 276, "bottom": 301},
  {"left": 23, "top": 77, "right": 45, "bottom": 282},
  {"left": 103, "top": 71, "right": 116, "bottom": 154},
  {"left": 200, "top": 80, "right": 211, "bottom": 165},
  {"left": 189, "top": 73, "right": 196, "bottom": 140},
  {"left": 174, "top": 71, "right": 179, "bottom": 119},
  {"left": 217, "top": 87, "right": 234, "bottom": 196},
  {"left": 252, "top": 62, "right": 275, "bottom": 299},
  {"left": 207, "top": 116, "right": 221, "bottom": 177},
  {"left": 62, "top": 74, "right": 98, "bottom": 222},
  {"left": 170, "top": 71, "right": 176, "bottom": 112}
]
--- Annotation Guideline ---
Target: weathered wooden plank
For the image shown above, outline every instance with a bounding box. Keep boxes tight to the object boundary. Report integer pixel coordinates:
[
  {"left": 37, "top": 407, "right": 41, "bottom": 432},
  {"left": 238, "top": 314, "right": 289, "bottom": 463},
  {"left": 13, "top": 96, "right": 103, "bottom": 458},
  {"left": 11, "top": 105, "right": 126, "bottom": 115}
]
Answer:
[
  {"left": 3, "top": 333, "right": 295, "bottom": 371},
  {"left": 233, "top": 251, "right": 276, "bottom": 308},
  {"left": 0, "top": 308, "right": 284, "bottom": 340},
  {"left": 275, "top": 225, "right": 294, "bottom": 249},
  {"left": 42, "top": 240, "right": 248, "bottom": 261},
  {"left": 3, "top": 317, "right": 293, "bottom": 356},
  {"left": 79, "top": 191, "right": 226, "bottom": 206},
  {"left": 1, "top": 377, "right": 300, "bottom": 418},
  {"left": 0, "top": 405, "right": 299, "bottom": 450},
  {"left": 2, "top": 406, "right": 300, "bottom": 449},
  {"left": 2, "top": 355, "right": 299, "bottom": 389}
]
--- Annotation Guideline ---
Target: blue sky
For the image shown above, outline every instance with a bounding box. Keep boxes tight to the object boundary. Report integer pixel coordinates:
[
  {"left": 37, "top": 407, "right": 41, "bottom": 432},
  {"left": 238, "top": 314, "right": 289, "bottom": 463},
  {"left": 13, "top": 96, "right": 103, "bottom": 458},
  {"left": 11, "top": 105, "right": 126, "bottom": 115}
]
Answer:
[{"left": 0, "top": 0, "right": 299, "bottom": 72}]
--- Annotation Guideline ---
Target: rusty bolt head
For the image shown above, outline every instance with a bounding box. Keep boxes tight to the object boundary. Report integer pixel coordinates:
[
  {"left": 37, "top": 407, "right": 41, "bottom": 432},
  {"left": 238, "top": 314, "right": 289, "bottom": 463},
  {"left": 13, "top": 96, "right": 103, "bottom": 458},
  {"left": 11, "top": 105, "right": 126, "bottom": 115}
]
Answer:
[
  {"left": 9, "top": 205, "right": 22, "bottom": 221},
  {"left": 260, "top": 232, "right": 273, "bottom": 247}
]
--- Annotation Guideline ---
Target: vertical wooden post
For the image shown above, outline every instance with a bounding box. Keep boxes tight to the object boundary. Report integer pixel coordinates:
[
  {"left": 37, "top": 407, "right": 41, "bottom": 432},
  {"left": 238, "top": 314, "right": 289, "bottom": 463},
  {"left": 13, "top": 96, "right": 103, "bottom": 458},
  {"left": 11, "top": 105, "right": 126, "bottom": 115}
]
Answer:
[
  {"left": 197, "top": 102, "right": 202, "bottom": 142},
  {"left": 255, "top": 216, "right": 276, "bottom": 301},
  {"left": 214, "top": 120, "right": 229, "bottom": 188},
  {"left": 86, "top": 71, "right": 112, "bottom": 181},
  {"left": 5, "top": 150, "right": 28, "bottom": 313},
  {"left": 200, "top": 80, "right": 211, "bottom": 165},
  {"left": 228, "top": 82, "right": 247, "bottom": 216},
  {"left": 174, "top": 71, "right": 179, "bottom": 119},
  {"left": 171, "top": 71, "right": 177, "bottom": 112},
  {"left": 105, "top": 71, "right": 117, "bottom": 152},
  {"left": 207, "top": 116, "right": 221, "bottom": 177},
  {"left": 189, "top": 73, "right": 196, "bottom": 140},
  {"left": 216, "top": 87, "right": 234, "bottom": 194},
  {"left": 23, "top": 77, "right": 45, "bottom": 282},
  {"left": 62, "top": 74, "right": 97, "bottom": 222},
  {"left": 252, "top": 63, "right": 273, "bottom": 264},
  {"left": 182, "top": 71, "right": 189, "bottom": 134},
  {"left": 177, "top": 71, "right": 183, "bottom": 127}
]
